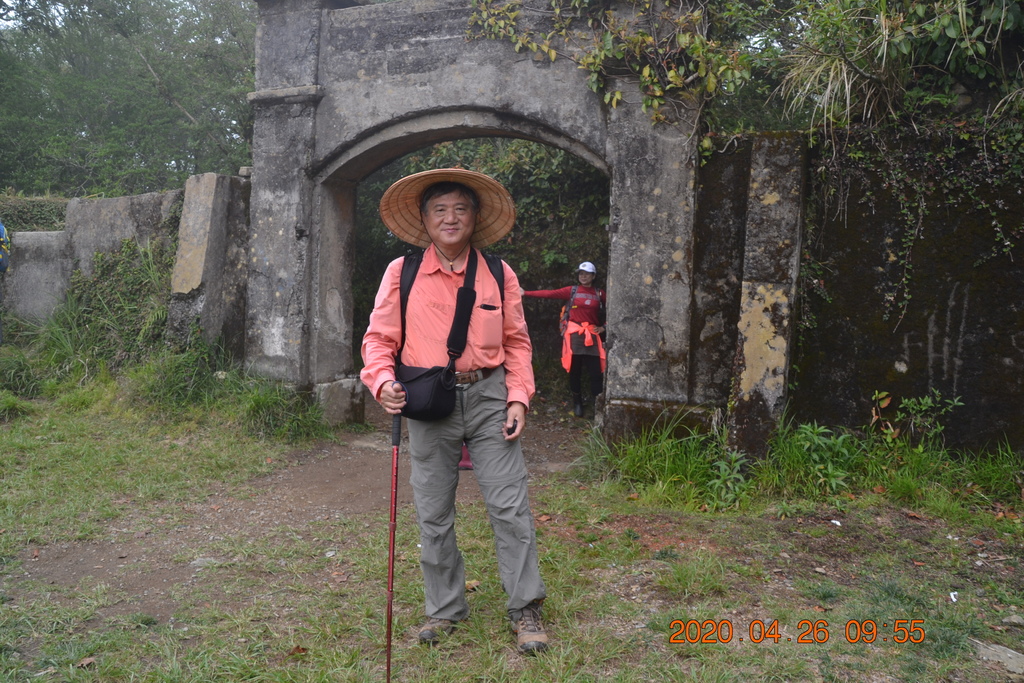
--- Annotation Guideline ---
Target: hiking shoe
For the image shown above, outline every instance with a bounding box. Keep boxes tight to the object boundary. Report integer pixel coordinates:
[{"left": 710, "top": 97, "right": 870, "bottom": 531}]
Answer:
[
  {"left": 417, "top": 617, "right": 456, "bottom": 644},
  {"left": 512, "top": 602, "right": 549, "bottom": 654}
]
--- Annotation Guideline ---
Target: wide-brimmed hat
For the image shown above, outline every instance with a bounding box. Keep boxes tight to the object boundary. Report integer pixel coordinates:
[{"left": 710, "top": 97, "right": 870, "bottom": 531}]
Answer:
[{"left": 379, "top": 168, "right": 516, "bottom": 249}]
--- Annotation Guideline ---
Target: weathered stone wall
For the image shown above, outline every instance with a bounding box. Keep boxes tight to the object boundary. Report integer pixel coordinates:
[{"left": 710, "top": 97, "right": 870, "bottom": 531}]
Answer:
[
  {"left": 690, "top": 134, "right": 1024, "bottom": 451},
  {"left": 167, "top": 173, "right": 251, "bottom": 359},
  {"left": 247, "top": 0, "right": 708, "bottom": 434},
  {"left": 3, "top": 191, "right": 182, "bottom": 322},
  {"left": 790, "top": 148, "right": 1024, "bottom": 450},
  {"left": 3, "top": 231, "right": 74, "bottom": 322}
]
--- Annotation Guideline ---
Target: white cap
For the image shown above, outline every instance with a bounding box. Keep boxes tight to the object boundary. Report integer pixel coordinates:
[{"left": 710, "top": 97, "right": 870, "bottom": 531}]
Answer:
[{"left": 578, "top": 261, "right": 597, "bottom": 273}]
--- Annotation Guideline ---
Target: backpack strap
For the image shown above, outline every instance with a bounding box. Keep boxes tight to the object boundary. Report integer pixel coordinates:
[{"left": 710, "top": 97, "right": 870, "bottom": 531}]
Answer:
[
  {"left": 482, "top": 251, "right": 505, "bottom": 301},
  {"left": 398, "top": 250, "right": 425, "bottom": 354},
  {"left": 0, "top": 220, "right": 9, "bottom": 273},
  {"left": 561, "top": 284, "right": 580, "bottom": 330},
  {"left": 397, "top": 248, "right": 502, "bottom": 361}
]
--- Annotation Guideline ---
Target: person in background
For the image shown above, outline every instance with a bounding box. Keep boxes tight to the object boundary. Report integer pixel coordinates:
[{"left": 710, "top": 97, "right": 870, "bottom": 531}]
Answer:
[
  {"left": 521, "top": 262, "right": 606, "bottom": 417},
  {"left": 360, "top": 168, "right": 549, "bottom": 654},
  {"left": 0, "top": 218, "right": 10, "bottom": 345}
]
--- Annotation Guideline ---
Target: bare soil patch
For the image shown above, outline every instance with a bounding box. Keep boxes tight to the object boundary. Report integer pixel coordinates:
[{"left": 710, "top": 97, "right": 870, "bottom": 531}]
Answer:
[{"left": 11, "top": 402, "right": 590, "bottom": 623}]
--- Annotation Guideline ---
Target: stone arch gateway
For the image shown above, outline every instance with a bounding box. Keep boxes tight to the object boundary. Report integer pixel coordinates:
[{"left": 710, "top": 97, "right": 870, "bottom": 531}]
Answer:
[{"left": 246, "top": 0, "right": 803, "bottom": 440}]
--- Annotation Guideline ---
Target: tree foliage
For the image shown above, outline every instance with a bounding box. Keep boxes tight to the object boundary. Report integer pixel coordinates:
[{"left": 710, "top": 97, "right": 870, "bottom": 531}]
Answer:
[
  {"left": 0, "top": 0, "right": 255, "bottom": 196},
  {"left": 776, "top": 0, "right": 1024, "bottom": 131},
  {"left": 469, "top": 0, "right": 1024, "bottom": 134}
]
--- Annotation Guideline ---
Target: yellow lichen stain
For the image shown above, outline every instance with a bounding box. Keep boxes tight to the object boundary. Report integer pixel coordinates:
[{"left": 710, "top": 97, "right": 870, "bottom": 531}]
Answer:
[
  {"left": 760, "top": 192, "right": 781, "bottom": 205},
  {"left": 647, "top": 205, "right": 656, "bottom": 213},
  {"left": 644, "top": 275, "right": 654, "bottom": 285},
  {"left": 653, "top": 187, "right": 662, "bottom": 196},
  {"left": 675, "top": 236, "right": 683, "bottom": 244},
  {"left": 672, "top": 250, "right": 684, "bottom": 262},
  {"left": 888, "top": 251, "right": 897, "bottom": 262},
  {"left": 736, "top": 283, "right": 790, "bottom": 400}
]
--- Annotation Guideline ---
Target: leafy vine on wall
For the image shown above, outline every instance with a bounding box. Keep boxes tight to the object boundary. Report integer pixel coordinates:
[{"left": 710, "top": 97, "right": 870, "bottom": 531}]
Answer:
[
  {"left": 467, "top": 0, "right": 751, "bottom": 125},
  {"left": 814, "top": 120, "right": 1024, "bottom": 327}
]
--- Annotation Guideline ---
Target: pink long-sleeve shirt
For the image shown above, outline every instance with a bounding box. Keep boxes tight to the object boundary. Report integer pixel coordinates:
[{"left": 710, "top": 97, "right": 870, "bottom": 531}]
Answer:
[{"left": 360, "top": 247, "right": 535, "bottom": 409}]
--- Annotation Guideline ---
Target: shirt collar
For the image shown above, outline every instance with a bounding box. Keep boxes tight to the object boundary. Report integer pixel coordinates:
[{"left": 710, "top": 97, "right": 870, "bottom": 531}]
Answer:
[{"left": 422, "top": 244, "right": 474, "bottom": 275}]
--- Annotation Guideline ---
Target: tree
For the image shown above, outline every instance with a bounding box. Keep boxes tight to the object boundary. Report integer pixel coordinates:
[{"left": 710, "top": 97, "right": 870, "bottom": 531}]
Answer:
[{"left": 0, "top": 0, "right": 256, "bottom": 196}]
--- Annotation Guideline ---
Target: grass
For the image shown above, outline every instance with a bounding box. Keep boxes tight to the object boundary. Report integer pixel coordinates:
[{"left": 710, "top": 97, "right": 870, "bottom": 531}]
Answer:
[
  {"left": 0, "top": 243, "right": 1021, "bottom": 680},
  {"left": 0, "top": 389, "right": 1021, "bottom": 681}
]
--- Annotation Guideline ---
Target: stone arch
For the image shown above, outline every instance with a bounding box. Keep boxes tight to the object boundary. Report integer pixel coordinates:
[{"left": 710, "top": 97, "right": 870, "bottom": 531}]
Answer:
[
  {"left": 305, "top": 110, "right": 610, "bottom": 399},
  {"left": 315, "top": 110, "right": 610, "bottom": 184},
  {"left": 246, "top": 0, "right": 788, "bottom": 439}
]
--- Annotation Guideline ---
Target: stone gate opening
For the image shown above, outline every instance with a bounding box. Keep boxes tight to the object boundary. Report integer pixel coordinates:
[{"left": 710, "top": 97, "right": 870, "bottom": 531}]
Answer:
[
  {"left": 346, "top": 139, "right": 611, "bottom": 396},
  {"left": 246, "top": 0, "right": 730, "bottom": 438},
  {"left": 246, "top": 0, "right": 804, "bottom": 447}
]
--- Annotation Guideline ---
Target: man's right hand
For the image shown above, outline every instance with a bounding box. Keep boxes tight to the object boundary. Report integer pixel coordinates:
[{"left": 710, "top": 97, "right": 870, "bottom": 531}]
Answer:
[{"left": 378, "top": 381, "right": 407, "bottom": 415}]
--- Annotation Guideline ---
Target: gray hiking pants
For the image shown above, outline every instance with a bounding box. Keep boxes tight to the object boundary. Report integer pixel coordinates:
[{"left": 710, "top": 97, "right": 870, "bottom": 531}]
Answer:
[{"left": 406, "top": 366, "right": 546, "bottom": 623}]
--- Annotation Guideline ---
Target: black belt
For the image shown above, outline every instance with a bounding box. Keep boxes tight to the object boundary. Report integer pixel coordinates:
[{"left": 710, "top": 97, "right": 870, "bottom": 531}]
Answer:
[{"left": 454, "top": 367, "right": 494, "bottom": 386}]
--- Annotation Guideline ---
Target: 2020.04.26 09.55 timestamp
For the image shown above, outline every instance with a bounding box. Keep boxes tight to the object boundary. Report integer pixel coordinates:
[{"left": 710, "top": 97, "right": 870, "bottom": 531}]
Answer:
[{"left": 669, "top": 619, "right": 926, "bottom": 644}]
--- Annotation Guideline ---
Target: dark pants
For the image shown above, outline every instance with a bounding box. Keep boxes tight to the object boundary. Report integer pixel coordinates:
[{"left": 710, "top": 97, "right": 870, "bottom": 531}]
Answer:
[{"left": 569, "top": 354, "right": 603, "bottom": 398}]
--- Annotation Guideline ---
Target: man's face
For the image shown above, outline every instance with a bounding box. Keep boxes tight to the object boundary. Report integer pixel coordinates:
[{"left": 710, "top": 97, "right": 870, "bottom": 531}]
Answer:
[{"left": 422, "top": 190, "right": 476, "bottom": 255}]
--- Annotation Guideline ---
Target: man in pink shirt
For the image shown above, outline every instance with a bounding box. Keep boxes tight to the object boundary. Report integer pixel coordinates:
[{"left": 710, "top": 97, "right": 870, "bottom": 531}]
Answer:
[{"left": 361, "top": 168, "right": 548, "bottom": 654}]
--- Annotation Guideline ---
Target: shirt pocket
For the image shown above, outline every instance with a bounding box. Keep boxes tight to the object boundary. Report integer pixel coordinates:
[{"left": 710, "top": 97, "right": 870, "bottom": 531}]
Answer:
[{"left": 474, "top": 300, "right": 504, "bottom": 351}]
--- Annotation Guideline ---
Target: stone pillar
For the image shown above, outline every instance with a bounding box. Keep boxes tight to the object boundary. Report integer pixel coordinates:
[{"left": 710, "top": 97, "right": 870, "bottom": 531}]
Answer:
[
  {"left": 601, "top": 94, "right": 701, "bottom": 438},
  {"left": 245, "top": 0, "right": 324, "bottom": 383},
  {"left": 309, "top": 179, "right": 365, "bottom": 425},
  {"left": 167, "top": 173, "right": 250, "bottom": 358},
  {"left": 726, "top": 133, "right": 807, "bottom": 457}
]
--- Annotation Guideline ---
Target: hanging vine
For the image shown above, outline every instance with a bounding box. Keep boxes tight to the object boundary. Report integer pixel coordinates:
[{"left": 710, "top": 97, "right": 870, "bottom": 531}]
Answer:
[
  {"left": 817, "top": 120, "right": 1024, "bottom": 327},
  {"left": 468, "top": 0, "right": 752, "bottom": 125}
]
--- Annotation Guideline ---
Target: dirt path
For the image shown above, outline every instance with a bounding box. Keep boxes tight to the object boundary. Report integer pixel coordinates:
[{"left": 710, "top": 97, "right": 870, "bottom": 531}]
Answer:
[{"left": 12, "top": 402, "right": 588, "bottom": 623}]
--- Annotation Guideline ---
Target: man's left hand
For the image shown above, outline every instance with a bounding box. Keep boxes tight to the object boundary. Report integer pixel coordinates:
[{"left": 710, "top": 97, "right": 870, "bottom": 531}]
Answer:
[{"left": 505, "top": 401, "right": 526, "bottom": 441}]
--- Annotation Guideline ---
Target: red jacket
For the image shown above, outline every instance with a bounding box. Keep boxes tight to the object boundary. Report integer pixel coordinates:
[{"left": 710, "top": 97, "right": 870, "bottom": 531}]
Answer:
[{"left": 522, "top": 285, "right": 605, "bottom": 326}]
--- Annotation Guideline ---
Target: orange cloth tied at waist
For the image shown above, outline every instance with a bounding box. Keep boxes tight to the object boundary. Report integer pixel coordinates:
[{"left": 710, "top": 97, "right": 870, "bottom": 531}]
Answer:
[{"left": 561, "top": 321, "right": 606, "bottom": 373}]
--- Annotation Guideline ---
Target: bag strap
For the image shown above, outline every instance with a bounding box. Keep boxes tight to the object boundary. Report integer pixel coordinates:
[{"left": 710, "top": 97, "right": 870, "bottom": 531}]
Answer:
[
  {"left": 561, "top": 284, "right": 579, "bottom": 328},
  {"left": 445, "top": 249, "right": 478, "bottom": 362}
]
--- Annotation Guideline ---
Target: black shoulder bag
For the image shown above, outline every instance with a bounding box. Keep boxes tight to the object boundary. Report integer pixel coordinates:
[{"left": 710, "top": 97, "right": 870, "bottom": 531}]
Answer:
[{"left": 394, "top": 249, "right": 479, "bottom": 421}]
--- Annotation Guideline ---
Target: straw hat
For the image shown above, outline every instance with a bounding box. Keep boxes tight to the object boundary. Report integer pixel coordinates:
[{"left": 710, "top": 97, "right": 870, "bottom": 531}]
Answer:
[{"left": 379, "top": 168, "right": 516, "bottom": 249}]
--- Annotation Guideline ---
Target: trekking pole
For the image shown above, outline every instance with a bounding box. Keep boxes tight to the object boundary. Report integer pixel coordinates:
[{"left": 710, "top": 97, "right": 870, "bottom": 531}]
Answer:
[{"left": 386, "top": 413, "right": 401, "bottom": 683}]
